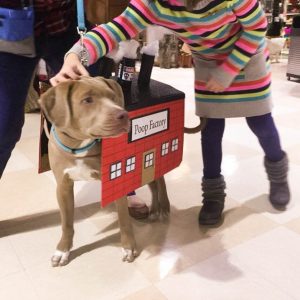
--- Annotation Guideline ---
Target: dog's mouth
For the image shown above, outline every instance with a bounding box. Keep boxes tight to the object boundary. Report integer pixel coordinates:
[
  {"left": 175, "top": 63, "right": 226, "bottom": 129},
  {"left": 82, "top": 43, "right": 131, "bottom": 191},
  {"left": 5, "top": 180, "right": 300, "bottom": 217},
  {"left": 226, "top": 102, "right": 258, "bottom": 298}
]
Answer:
[
  {"left": 90, "top": 124, "right": 130, "bottom": 139},
  {"left": 110, "top": 121, "right": 131, "bottom": 136},
  {"left": 88, "top": 116, "right": 131, "bottom": 139}
]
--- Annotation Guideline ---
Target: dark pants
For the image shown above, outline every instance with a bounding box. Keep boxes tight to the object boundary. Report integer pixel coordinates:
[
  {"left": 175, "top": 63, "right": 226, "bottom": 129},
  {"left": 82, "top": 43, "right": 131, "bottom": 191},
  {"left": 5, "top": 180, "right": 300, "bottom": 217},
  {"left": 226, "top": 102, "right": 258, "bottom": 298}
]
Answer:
[
  {"left": 0, "top": 25, "right": 100, "bottom": 178},
  {"left": 201, "top": 113, "right": 284, "bottom": 179}
]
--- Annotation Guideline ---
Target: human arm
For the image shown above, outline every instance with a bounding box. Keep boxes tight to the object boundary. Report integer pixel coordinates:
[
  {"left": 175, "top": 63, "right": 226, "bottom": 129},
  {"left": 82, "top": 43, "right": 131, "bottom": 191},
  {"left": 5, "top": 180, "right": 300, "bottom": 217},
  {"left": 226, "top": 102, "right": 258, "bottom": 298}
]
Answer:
[
  {"left": 50, "top": 0, "right": 154, "bottom": 85},
  {"left": 209, "top": 0, "right": 268, "bottom": 90}
]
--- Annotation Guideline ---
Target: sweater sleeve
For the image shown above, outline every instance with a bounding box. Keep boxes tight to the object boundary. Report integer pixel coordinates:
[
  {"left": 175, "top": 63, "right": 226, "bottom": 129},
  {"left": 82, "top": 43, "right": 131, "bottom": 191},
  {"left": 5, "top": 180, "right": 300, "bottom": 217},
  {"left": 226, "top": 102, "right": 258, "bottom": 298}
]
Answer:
[
  {"left": 211, "top": 0, "right": 268, "bottom": 88},
  {"left": 68, "top": 0, "right": 154, "bottom": 65}
]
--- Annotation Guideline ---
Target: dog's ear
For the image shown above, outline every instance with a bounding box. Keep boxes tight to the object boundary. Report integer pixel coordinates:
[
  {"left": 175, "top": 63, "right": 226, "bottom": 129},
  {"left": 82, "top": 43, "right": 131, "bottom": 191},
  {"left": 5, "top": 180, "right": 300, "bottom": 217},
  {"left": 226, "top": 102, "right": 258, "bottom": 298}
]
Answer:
[
  {"left": 38, "top": 81, "right": 74, "bottom": 128},
  {"left": 97, "top": 77, "right": 125, "bottom": 108}
]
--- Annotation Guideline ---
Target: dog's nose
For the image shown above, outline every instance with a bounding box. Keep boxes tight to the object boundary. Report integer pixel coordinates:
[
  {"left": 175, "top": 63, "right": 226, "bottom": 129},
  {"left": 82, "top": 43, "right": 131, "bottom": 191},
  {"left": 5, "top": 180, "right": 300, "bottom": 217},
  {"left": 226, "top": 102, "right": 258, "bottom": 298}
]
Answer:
[{"left": 116, "top": 110, "right": 129, "bottom": 121}]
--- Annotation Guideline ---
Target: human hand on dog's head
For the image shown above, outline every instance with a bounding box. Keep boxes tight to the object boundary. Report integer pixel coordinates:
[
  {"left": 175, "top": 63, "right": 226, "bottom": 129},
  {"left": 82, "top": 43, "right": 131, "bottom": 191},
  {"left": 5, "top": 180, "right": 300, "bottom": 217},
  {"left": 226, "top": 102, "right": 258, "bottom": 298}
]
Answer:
[{"left": 50, "top": 53, "right": 89, "bottom": 86}]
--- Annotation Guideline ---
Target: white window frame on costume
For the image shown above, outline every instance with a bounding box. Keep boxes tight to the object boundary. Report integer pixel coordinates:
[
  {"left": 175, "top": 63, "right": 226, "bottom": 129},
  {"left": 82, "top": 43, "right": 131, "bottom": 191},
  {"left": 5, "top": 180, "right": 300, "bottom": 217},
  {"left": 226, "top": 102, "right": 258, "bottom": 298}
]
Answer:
[
  {"left": 171, "top": 138, "right": 179, "bottom": 152},
  {"left": 161, "top": 142, "right": 169, "bottom": 156},
  {"left": 144, "top": 152, "right": 154, "bottom": 168},
  {"left": 126, "top": 156, "right": 136, "bottom": 173},
  {"left": 110, "top": 161, "right": 122, "bottom": 180}
]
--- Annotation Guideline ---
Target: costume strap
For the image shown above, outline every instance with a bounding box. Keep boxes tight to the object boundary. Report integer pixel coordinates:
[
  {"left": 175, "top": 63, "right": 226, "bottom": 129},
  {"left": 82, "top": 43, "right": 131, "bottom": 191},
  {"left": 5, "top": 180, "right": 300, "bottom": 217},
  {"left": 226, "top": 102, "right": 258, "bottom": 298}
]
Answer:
[{"left": 76, "top": 0, "right": 88, "bottom": 66}]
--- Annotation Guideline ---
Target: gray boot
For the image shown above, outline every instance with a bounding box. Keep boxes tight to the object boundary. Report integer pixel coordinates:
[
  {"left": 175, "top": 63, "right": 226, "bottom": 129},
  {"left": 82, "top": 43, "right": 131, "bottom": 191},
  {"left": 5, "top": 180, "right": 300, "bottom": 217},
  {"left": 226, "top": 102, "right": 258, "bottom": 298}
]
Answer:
[
  {"left": 198, "top": 175, "right": 226, "bottom": 225},
  {"left": 264, "top": 152, "right": 290, "bottom": 209}
]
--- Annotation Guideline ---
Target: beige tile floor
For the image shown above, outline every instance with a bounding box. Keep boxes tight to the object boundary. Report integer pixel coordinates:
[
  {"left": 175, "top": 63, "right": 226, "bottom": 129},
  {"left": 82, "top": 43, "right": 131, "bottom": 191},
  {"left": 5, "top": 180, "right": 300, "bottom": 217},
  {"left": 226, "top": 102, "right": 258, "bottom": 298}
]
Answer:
[{"left": 1, "top": 60, "right": 300, "bottom": 300}]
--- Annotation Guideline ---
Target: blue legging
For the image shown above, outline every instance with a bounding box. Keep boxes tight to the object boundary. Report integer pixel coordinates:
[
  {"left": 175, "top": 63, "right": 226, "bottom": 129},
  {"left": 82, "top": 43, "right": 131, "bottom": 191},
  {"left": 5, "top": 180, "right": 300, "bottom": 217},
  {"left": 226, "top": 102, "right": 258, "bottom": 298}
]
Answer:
[{"left": 201, "top": 113, "right": 284, "bottom": 179}]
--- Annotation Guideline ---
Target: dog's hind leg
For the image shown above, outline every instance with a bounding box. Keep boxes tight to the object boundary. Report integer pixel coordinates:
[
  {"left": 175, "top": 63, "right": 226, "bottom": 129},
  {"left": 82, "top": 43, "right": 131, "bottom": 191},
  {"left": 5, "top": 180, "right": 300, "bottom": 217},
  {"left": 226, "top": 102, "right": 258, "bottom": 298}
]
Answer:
[
  {"left": 115, "top": 196, "right": 138, "bottom": 262},
  {"left": 51, "top": 176, "right": 75, "bottom": 267},
  {"left": 148, "top": 176, "right": 170, "bottom": 220}
]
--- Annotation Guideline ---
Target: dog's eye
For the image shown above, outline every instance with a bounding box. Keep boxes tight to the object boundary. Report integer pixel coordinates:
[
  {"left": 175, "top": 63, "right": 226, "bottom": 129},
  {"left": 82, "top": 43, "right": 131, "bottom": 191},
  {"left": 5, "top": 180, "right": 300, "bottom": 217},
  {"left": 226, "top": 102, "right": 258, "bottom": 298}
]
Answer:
[{"left": 81, "top": 97, "right": 94, "bottom": 104}]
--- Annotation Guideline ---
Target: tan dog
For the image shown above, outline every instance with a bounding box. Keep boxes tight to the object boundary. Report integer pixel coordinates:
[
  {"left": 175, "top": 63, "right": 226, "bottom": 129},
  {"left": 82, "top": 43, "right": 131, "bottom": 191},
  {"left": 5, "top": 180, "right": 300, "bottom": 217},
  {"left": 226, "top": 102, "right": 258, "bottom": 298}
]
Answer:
[{"left": 39, "top": 76, "right": 170, "bottom": 267}]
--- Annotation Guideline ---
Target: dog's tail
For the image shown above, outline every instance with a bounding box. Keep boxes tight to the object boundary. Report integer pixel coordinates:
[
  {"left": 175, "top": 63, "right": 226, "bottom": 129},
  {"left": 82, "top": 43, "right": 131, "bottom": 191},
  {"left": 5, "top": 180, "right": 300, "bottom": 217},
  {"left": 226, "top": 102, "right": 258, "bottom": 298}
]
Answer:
[{"left": 184, "top": 117, "right": 207, "bottom": 134}]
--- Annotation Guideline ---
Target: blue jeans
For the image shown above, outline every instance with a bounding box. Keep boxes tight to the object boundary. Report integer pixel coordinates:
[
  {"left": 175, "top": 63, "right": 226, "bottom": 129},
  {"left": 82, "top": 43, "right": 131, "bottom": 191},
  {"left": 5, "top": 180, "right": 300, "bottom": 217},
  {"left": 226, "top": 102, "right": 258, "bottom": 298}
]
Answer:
[{"left": 0, "top": 25, "right": 101, "bottom": 178}]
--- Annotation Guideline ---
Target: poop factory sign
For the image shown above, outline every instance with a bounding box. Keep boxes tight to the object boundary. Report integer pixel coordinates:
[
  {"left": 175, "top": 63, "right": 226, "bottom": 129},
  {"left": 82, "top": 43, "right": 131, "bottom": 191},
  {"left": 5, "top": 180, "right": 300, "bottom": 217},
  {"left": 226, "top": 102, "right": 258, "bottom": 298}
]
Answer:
[{"left": 129, "top": 109, "right": 169, "bottom": 142}]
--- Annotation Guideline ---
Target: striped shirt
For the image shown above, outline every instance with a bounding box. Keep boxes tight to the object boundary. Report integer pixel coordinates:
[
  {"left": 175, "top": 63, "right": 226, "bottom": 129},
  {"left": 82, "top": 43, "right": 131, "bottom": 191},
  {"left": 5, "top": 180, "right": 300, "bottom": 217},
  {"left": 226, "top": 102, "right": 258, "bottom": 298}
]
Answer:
[
  {"left": 76, "top": 0, "right": 272, "bottom": 118},
  {"left": 83, "top": 0, "right": 267, "bottom": 75},
  {"left": 0, "top": 0, "right": 75, "bottom": 36}
]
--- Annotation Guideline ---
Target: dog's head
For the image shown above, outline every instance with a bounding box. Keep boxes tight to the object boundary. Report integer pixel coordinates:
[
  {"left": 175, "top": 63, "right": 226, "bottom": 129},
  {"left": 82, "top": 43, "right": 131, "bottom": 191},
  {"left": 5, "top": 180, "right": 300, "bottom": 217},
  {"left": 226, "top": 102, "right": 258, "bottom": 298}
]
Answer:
[{"left": 39, "top": 76, "right": 130, "bottom": 139}]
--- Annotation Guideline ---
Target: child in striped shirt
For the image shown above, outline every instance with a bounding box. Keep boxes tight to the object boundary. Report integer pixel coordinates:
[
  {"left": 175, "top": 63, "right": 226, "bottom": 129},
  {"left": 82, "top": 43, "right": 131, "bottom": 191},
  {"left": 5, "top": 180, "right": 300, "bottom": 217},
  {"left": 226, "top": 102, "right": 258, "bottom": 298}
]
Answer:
[{"left": 51, "top": 0, "right": 290, "bottom": 225}]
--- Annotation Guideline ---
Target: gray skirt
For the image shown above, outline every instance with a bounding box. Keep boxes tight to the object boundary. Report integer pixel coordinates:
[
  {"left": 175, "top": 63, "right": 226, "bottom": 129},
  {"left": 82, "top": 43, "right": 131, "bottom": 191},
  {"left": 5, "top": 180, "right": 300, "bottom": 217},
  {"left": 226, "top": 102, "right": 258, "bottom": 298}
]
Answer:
[{"left": 192, "top": 51, "right": 273, "bottom": 118}]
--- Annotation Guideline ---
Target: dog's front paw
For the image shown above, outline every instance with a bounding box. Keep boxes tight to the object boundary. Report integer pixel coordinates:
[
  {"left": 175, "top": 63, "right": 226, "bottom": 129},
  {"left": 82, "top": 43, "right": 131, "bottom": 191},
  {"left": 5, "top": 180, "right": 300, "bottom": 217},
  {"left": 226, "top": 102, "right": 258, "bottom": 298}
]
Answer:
[
  {"left": 51, "top": 250, "right": 70, "bottom": 267},
  {"left": 122, "top": 248, "right": 138, "bottom": 263}
]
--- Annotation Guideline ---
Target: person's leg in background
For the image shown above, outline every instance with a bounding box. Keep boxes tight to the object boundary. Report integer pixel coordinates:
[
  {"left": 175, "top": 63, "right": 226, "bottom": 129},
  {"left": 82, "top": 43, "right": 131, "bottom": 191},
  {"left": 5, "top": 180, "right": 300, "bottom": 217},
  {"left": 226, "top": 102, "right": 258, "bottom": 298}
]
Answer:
[
  {"left": 246, "top": 113, "right": 290, "bottom": 208},
  {"left": 0, "top": 52, "right": 39, "bottom": 178},
  {"left": 199, "top": 118, "right": 227, "bottom": 225},
  {"left": 127, "top": 191, "right": 149, "bottom": 220}
]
